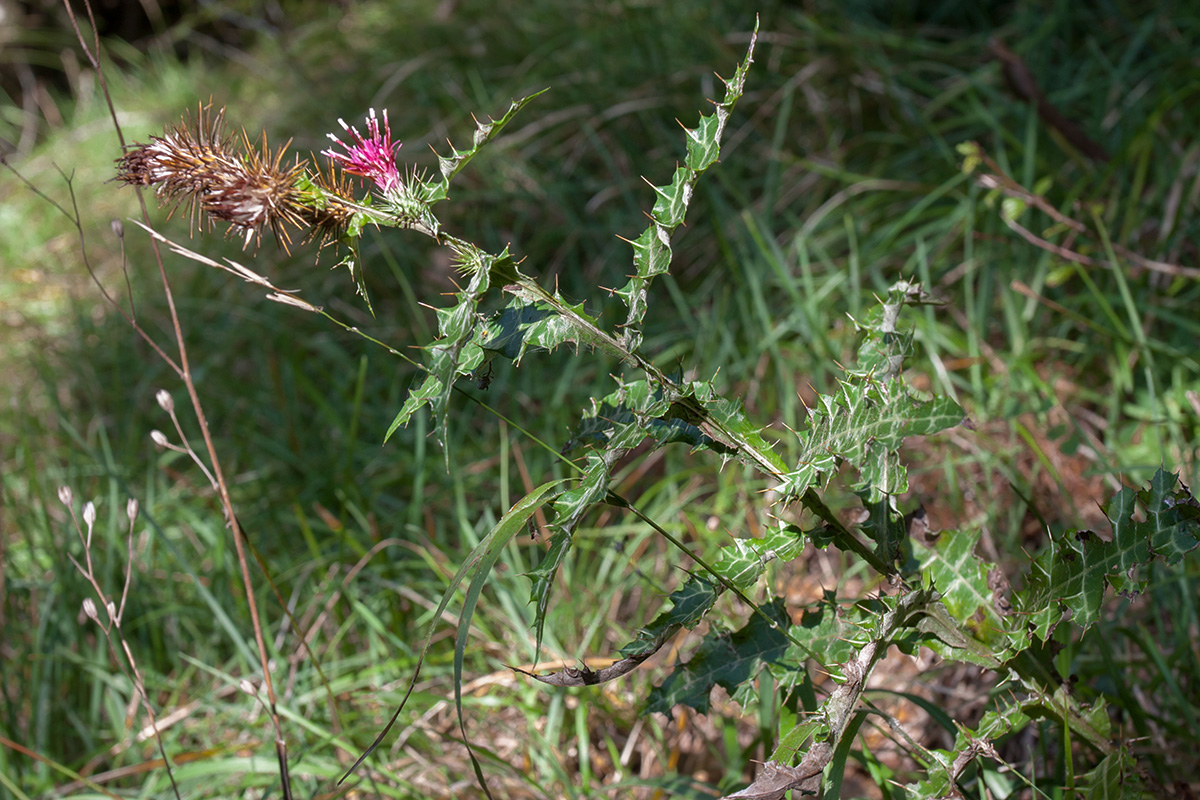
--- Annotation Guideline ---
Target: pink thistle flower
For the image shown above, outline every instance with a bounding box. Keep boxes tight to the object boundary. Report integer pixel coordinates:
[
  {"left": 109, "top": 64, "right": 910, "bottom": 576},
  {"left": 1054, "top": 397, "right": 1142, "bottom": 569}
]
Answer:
[{"left": 322, "top": 108, "right": 403, "bottom": 197}]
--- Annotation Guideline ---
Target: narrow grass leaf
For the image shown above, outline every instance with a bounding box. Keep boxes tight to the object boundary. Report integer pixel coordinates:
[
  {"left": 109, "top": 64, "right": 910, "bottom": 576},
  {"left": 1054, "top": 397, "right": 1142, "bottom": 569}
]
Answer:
[{"left": 340, "top": 478, "right": 565, "bottom": 784}]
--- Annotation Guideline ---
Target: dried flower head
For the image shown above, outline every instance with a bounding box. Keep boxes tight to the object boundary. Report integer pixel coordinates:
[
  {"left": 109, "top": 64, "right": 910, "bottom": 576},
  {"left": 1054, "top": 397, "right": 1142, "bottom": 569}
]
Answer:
[
  {"left": 117, "top": 104, "right": 310, "bottom": 251},
  {"left": 322, "top": 108, "right": 403, "bottom": 198},
  {"left": 298, "top": 160, "right": 359, "bottom": 248}
]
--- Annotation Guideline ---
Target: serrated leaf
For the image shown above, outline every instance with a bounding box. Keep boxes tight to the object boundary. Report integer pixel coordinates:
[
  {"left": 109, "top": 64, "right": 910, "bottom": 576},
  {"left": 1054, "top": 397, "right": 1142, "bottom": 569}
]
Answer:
[
  {"left": 527, "top": 448, "right": 627, "bottom": 653},
  {"left": 421, "top": 90, "right": 549, "bottom": 204},
  {"left": 645, "top": 599, "right": 790, "bottom": 716},
  {"left": 1019, "top": 687, "right": 1114, "bottom": 754},
  {"left": 855, "top": 489, "right": 907, "bottom": 565},
  {"left": 780, "top": 593, "right": 880, "bottom": 666},
  {"left": 384, "top": 251, "right": 495, "bottom": 457},
  {"left": 779, "top": 381, "right": 962, "bottom": 504},
  {"left": 764, "top": 589, "right": 935, "bottom": 780},
  {"left": 688, "top": 380, "right": 788, "bottom": 472},
  {"left": 911, "top": 529, "right": 1030, "bottom": 663},
  {"left": 616, "top": 22, "right": 759, "bottom": 350},
  {"left": 711, "top": 525, "right": 807, "bottom": 590},
  {"left": 650, "top": 167, "right": 693, "bottom": 228},
  {"left": 774, "top": 279, "right": 960, "bottom": 505},
  {"left": 477, "top": 297, "right": 604, "bottom": 362},
  {"left": 620, "top": 575, "right": 719, "bottom": 658},
  {"left": 850, "top": 328, "right": 912, "bottom": 380},
  {"left": 562, "top": 378, "right": 736, "bottom": 457},
  {"left": 683, "top": 113, "right": 722, "bottom": 171},
  {"left": 1077, "top": 746, "right": 1151, "bottom": 800},
  {"left": 1018, "top": 469, "right": 1200, "bottom": 634}
]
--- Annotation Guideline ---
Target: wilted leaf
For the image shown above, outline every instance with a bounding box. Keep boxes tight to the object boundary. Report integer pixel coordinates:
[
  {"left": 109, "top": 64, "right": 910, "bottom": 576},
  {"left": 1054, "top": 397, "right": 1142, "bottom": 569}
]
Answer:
[{"left": 722, "top": 761, "right": 817, "bottom": 800}]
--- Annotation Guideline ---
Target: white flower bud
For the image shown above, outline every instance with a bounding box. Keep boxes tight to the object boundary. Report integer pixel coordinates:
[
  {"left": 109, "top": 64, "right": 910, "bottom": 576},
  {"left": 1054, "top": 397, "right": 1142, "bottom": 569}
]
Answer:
[
  {"left": 82, "top": 598, "right": 99, "bottom": 623},
  {"left": 83, "top": 502, "right": 96, "bottom": 527},
  {"left": 58, "top": 486, "right": 73, "bottom": 506},
  {"left": 155, "top": 390, "right": 174, "bottom": 412},
  {"left": 126, "top": 498, "right": 139, "bottom": 523},
  {"left": 150, "top": 430, "right": 169, "bottom": 447}
]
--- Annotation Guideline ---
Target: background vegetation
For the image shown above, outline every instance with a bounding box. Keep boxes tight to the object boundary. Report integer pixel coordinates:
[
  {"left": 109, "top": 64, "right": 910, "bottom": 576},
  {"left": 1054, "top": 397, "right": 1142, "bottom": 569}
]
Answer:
[{"left": 2, "top": 0, "right": 1198, "bottom": 797}]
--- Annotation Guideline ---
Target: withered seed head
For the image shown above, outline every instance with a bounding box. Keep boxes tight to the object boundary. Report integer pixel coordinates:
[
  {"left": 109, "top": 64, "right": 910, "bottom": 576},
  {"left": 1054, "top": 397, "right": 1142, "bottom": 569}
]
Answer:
[{"left": 117, "top": 104, "right": 315, "bottom": 251}]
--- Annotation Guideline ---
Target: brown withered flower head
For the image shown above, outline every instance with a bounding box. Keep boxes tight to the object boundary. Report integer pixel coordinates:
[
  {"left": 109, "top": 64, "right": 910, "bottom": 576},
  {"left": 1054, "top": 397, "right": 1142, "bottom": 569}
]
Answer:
[{"left": 116, "top": 104, "right": 356, "bottom": 252}]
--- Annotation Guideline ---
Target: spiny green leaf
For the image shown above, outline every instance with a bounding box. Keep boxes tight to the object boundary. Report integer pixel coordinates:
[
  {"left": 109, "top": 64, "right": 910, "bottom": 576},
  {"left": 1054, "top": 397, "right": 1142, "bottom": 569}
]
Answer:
[
  {"left": 779, "top": 380, "right": 962, "bottom": 504},
  {"left": 386, "top": 247, "right": 527, "bottom": 458},
  {"left": 780, "top": 593, "right": 881, "bottom": 666},
  {"left": 773, "top": 279, "right": 960, "bottom": 504},
  {"left": 645, "top": 599, "right": 789, "bottom": 717},
  {"left": 687, "top": 380, "right": 787, "bottom": 472},
  {"left": 911, "top": 529, "right": 1030, "bottom": 663},
  {"left": 855, "top": 488, "right": 907, "bottom": 565},
  {"left": 765, "top": 590, "right": 936, "bottom": 774},
  {"left": 649, "top": 167, "right": 692, "bottom": 228},
  {"left": 615, "top": 21, "right": 759, "bottom": 351},
  {"left": 682, "top": 112, "right": 722, "bottom": 171},
  {"left": 711, "top": 525, "right": 807, "bottom": 591},
  {"left": 620, "top": 575, "right": 719, "bottom": 659},
  {"left": 528, "top": 447, "right": 626, "bottom": 653},
  {"left": 562, "top": 377, "right": 738, "bottom": 457},
  {"left": 1018, "top": 468, "right": 1200, "bottom": 636},
  {"left": 1076, "top": 746, "right": 1152, "bottom": 800},
  {"left": 421, "top": 89, "right": 549, "bottom": 204},
  {"left": 1018, "top": 687, "right": 1115, "bottom": 753},
  {"left": 480, "top": 295, "right": 610, "bottom": 365}
]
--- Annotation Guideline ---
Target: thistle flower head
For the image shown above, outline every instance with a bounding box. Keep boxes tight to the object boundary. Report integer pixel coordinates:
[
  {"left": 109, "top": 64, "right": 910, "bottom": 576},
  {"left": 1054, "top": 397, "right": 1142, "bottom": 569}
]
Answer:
[
  {"left": 321, "top": 108, "right": 403, "bottom": 198},
  {"left": 116, "top": 104, "right": 315, "bottom": 251}
]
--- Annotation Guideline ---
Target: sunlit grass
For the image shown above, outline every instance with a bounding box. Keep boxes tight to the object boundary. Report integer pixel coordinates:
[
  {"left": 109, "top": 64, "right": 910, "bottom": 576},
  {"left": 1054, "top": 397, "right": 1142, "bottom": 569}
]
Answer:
[{"left": 3, "top": 0, "right": 1200, "bottom": 795}]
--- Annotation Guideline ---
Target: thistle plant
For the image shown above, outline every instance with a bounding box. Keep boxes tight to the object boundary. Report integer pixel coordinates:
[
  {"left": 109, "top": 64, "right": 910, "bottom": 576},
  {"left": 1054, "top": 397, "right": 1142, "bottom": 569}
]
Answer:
[{"left": 102, "top": 19, "right": 1200, "bottom": 800}]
